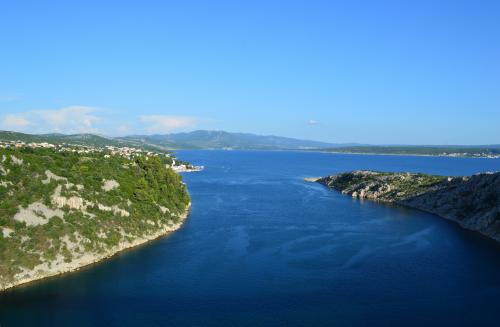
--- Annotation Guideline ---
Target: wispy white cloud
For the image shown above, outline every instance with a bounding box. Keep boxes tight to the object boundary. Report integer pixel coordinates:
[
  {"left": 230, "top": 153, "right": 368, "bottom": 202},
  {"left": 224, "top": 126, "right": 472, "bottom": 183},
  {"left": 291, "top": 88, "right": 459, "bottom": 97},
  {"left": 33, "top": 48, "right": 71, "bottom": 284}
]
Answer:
[
  {"left": 2, "top": 114, "right": 31, "bottom": 127},
  {"left": 141, "top": 115, "right": 197, "bottom": 133},
  {"left": 1, "top": 106, "right": 100, "bottom": 134},
  {"left": 307, "top": 119, "right": 319, "bottom": 125},
  {"left": 34, "top": 106, "right": 100, "bottom": 133},
  {"left": 2, "top": 108, "right": 203, "bottom": 136}
]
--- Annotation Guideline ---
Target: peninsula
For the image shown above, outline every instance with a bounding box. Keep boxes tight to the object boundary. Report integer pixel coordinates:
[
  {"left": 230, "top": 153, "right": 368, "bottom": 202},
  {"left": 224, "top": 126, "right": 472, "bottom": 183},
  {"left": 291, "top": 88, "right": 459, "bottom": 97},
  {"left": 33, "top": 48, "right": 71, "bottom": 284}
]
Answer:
[
  {"left": 315, "top": 146, "right": 500, "bottom": 158},
  {"left": 309, "top": 171, "right": 500, "bottom": 241},
  {"left": 0, "top": 140, "right": 191, "bottom": 291}
]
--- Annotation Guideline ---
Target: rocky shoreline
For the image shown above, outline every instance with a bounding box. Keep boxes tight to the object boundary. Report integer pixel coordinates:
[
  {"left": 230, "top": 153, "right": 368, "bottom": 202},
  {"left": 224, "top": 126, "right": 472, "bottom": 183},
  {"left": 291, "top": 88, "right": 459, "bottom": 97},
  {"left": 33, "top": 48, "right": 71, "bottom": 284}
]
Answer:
[
  {"left": 309, "top": 171, "right": 500, "bottom": 242},
  {"left": 0, "top": 203, "right": 191, "bottom": 292}
]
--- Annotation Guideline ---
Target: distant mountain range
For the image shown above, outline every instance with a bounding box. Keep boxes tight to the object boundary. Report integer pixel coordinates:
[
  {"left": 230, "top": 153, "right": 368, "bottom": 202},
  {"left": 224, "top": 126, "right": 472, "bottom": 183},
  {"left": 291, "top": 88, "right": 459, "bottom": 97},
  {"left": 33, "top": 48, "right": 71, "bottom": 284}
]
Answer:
[
  {"left": 1, "top": 130, "right": 499, "bottom": 157},
  {"left": 0, "top": 130, "right": 344, "bottom": 150},
  {"left": 118, "top": 130, "right": 349, "bottom": 150}
]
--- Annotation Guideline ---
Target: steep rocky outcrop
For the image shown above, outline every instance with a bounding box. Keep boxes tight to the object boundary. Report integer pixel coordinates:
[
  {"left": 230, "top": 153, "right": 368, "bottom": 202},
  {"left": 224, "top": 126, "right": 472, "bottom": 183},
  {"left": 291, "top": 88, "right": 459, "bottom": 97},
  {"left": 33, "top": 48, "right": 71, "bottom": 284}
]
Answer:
[{"left": 313, "top": 171, "right": 500, "bottom": 241}]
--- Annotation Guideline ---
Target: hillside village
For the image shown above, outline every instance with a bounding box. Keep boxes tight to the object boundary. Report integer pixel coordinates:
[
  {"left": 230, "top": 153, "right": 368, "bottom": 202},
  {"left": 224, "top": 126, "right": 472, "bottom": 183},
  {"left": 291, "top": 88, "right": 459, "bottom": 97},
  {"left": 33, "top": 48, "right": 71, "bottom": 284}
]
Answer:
[{"left": 0, "top": 140, "right": 203, "bottom": 172}]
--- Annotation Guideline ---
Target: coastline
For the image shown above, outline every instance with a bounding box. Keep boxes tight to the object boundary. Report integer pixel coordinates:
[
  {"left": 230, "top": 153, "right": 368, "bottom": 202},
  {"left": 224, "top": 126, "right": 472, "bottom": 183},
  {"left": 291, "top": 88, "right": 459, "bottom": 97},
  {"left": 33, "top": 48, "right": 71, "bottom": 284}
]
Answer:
[
  {"left": 393, "top": 201, "right": 500, "bottom": 243},
  {"left": 312, "top": 171, "right": 500, "bottom": 243},
  {"left": 351, "top": 197, "right": 500, "bottom": 243},
  {"left": 0, "top": 202, "right": 191, "bottom": 292},
  {"left": 309, "top": 150, "right": 500, "bottom": 159}
]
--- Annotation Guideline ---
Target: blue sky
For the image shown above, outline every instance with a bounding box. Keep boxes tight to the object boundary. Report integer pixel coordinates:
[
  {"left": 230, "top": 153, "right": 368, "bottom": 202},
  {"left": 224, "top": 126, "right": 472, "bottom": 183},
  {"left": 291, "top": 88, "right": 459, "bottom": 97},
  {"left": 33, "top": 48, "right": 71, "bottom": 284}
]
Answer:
[{"left": 0, "top": 0, "right": 499, "bottom": 144}]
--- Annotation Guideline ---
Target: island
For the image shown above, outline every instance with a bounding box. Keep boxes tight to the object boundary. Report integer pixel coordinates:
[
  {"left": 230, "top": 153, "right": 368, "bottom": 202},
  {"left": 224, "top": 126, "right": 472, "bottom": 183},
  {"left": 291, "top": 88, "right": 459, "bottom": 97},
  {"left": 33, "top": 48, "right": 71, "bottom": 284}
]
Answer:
[
  {"left": 308, "top": 170, "right": 500, "bottom": 241},
  {"left": 0, "top": 140, "right": 191, "bottom": 291}
]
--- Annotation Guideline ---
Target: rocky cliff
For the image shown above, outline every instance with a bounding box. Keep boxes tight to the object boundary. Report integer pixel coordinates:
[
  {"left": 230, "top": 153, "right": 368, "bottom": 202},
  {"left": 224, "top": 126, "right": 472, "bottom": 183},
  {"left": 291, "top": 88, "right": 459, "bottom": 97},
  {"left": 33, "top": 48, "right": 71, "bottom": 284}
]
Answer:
[{"left": 314, "top": 171, "right": 500, "bottom": 241}]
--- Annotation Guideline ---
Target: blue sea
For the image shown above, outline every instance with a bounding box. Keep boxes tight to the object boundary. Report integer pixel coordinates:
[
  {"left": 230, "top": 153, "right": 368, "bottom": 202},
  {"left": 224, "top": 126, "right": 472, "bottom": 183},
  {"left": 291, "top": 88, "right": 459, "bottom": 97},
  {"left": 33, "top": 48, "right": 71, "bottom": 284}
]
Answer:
[{"left": 1, "top": 151, "right": 500, "bottom": 326}]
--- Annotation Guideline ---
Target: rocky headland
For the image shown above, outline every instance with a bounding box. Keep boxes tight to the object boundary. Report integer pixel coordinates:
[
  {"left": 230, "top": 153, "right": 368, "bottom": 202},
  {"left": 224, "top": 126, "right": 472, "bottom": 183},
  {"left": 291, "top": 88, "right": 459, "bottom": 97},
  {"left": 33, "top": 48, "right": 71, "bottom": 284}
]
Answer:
[
  {"left": 309, "top": 171, "right": 500, "bottom": 241},
  {"left": 0, "top": 145, "right": 191, "bottom": 292}
]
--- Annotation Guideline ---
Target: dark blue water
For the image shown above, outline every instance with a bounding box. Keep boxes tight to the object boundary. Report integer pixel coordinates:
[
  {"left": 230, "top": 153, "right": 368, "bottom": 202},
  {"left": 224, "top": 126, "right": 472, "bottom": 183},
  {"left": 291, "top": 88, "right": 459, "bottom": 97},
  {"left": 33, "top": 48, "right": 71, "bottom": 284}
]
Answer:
[{"left": 1, "top": 151, "right": 500, "bottom": 326}]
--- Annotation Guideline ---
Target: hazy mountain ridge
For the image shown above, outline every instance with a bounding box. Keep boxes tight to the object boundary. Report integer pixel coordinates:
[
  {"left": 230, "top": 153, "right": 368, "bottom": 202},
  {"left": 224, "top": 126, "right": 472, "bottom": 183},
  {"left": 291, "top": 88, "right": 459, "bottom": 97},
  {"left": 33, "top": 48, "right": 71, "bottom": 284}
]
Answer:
[{"left": 119, "top": 130, "right": 343, "bottom": 150}]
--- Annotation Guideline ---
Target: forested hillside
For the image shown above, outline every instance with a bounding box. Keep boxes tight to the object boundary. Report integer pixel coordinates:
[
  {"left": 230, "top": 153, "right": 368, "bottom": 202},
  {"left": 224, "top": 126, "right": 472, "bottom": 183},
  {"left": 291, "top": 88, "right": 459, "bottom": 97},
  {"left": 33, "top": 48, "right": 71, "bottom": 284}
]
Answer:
[{"left": 0, "top": 146, "right": 190, "bottom": 290}]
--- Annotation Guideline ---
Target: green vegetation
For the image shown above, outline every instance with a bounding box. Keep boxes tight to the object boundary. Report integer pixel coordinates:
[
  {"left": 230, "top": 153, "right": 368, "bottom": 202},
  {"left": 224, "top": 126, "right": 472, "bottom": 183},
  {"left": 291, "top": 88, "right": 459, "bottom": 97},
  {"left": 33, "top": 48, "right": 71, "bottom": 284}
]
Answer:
[
  {"left": 319, "top": 171, "right": 447, "bottom": 202},
  {"left": 0, "top": 147, "right": 189, "bottom": 288},
  {"left": 0, "top": 130, "right": 167, "bottom": 153}
]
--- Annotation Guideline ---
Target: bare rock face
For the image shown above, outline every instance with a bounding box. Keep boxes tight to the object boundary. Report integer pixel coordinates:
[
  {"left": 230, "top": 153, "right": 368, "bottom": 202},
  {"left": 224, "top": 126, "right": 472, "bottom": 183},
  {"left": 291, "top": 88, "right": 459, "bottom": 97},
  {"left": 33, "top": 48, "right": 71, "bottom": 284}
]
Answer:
[
  {"left": 317, "top": 171, "right": 500, "bottom": 242},
  {"left": 402, "top": 173, "right": 500, "bottom": 240},
  {"left": 102, "top": 179, "right": 120, "bottom": 191}
]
